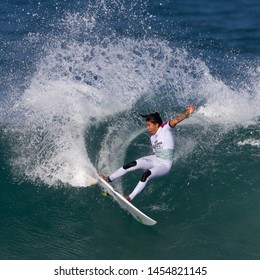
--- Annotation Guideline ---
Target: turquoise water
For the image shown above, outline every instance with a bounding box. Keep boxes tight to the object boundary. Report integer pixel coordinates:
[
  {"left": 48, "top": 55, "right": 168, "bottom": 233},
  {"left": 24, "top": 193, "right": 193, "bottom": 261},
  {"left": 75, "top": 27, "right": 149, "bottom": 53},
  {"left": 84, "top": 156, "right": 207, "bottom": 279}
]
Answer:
[{"left": 0, "top": 0, "right": 259, "bottom": 260}]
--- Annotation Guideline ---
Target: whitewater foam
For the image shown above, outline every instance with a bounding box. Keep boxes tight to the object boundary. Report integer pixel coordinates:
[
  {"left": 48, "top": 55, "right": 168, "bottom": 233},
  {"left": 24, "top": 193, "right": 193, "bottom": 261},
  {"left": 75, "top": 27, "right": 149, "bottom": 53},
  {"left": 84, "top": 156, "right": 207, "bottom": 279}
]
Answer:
[
  {"left": 238, "top": 139, "right": 260, "bottom": 147},
  {"left": 2, "top": 6, "right": 259, "bottom": 188}
]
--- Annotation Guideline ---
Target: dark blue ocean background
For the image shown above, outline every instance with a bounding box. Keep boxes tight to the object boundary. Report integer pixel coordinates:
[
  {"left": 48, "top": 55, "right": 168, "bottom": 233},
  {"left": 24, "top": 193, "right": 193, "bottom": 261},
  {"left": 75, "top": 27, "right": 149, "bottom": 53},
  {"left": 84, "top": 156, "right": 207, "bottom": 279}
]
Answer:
[{"left": 0, "top": 0, "right": 259, "bottom": 259}]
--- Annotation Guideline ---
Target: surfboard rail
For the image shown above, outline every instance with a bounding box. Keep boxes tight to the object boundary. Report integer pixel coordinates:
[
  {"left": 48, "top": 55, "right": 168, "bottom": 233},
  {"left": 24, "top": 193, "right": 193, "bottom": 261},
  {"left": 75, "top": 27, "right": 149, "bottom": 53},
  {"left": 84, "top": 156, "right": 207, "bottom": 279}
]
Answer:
[{"left": 97, "top": 176, "right": 157, "bottom": 226}]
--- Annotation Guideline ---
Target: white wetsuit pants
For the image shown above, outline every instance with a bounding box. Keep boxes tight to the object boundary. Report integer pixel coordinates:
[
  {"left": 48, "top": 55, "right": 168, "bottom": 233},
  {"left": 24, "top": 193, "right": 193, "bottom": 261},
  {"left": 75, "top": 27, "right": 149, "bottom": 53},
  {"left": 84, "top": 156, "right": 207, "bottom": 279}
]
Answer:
[{"left": 109, "top": 155, "right": 172, "bottom": 200}]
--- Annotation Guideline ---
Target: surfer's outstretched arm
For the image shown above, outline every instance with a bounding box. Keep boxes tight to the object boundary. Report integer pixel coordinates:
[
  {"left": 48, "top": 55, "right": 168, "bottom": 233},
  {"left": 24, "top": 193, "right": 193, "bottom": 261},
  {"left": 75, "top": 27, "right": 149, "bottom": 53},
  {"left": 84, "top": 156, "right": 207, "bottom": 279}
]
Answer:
[{"left": 169, "top": 104, "right": 195, "bottom": 128}]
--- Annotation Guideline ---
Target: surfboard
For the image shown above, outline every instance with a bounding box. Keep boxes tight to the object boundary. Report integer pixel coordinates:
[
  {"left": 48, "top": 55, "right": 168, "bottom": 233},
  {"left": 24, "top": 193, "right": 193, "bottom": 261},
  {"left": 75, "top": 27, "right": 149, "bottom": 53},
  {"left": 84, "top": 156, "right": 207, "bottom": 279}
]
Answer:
[{"left": 97, "top": 176, "right": 157, "bottom": 226}]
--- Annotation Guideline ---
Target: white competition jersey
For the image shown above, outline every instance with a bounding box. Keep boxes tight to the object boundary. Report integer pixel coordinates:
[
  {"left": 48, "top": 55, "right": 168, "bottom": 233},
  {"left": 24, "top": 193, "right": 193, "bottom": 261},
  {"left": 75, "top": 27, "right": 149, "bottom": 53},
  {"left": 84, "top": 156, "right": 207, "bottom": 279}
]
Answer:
[{"left": 150, "top": 122, "right": 174, "bottom": 161}]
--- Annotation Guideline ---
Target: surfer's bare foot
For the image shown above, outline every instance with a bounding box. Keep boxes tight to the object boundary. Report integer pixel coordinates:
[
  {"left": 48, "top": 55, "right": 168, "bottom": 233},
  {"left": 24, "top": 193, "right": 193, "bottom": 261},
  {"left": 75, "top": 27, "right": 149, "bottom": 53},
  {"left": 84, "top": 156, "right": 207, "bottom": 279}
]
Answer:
[
  {"left": 99, "top": 174, "right": 110, "bottom": 183},
  {"left": 124, "top": 195, "right": 131, "bottom": 202}
]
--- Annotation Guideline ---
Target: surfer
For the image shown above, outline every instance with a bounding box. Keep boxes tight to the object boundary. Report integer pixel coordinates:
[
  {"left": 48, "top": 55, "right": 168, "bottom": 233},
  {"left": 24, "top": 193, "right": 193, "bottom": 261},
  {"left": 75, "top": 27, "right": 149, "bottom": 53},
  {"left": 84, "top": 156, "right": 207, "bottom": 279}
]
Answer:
[{"left": 101, "top": 104, "right": 195, "bottom": 201}]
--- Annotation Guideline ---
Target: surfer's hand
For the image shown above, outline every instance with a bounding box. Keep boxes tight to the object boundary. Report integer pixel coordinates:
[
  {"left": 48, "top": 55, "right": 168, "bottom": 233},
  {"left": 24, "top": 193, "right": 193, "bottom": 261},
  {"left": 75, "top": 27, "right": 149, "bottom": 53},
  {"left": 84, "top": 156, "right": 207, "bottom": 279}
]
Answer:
[{"left": 186, "top": 104, "right": 195, "bottom": 116}]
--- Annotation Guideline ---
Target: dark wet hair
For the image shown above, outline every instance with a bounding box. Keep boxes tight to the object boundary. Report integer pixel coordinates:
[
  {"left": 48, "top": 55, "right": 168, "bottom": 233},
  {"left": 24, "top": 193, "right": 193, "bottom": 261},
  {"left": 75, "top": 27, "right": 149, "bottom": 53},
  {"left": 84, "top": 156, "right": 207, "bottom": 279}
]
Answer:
[{"left": 139, "top": 112, "right": 163, "bottom": 126}]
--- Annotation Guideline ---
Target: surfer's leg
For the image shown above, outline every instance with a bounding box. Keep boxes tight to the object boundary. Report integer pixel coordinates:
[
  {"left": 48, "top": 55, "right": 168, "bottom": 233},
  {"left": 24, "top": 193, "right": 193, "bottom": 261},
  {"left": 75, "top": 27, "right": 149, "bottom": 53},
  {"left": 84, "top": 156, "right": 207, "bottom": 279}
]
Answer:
[
  {"left": 128, "top": 170, "right": 152, "bottom": 200},
  {"left": 109, "top": 156, "right": 154, "bottom": 181},
  {"left": 108, "top": 164, "right": 135, "bottom": 181},
  {"left": 128, "top": 162, "right": 172, "bottom": 200}
]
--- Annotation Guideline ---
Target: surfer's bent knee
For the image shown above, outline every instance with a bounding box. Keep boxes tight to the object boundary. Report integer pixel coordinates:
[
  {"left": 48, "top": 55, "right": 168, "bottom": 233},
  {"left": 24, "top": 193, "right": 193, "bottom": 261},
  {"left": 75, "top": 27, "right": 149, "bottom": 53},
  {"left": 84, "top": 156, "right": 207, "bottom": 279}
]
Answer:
[
  {"left": 123, "top": 161, "right": 137, "bottom": 170},
  {"left": 140, "top": 170, "right": 152, "bottom": 182}
]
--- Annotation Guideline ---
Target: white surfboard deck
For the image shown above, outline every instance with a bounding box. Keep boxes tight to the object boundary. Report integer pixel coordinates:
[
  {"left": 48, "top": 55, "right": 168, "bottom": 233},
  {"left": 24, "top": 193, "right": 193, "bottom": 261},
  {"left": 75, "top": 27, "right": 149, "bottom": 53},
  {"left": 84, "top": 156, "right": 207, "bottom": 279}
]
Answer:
[{"left": 97, "top": 176, "right": 157, "bottom": 226}]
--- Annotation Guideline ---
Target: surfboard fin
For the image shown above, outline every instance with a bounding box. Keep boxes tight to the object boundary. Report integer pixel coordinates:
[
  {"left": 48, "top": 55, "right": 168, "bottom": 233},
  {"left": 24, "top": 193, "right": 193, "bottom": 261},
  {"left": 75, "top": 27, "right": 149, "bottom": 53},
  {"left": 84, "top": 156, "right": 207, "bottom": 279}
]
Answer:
[{"left": 101, "top": 191, "right": 109, "bottom": 197}]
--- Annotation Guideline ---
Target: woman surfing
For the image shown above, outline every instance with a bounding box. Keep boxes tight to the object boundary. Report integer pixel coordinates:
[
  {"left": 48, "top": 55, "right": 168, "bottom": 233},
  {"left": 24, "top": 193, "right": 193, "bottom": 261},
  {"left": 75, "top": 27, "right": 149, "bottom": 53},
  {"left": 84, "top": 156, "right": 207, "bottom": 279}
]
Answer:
[{"left": 101, "top": 104, "right": 195, "bottom": 201}]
